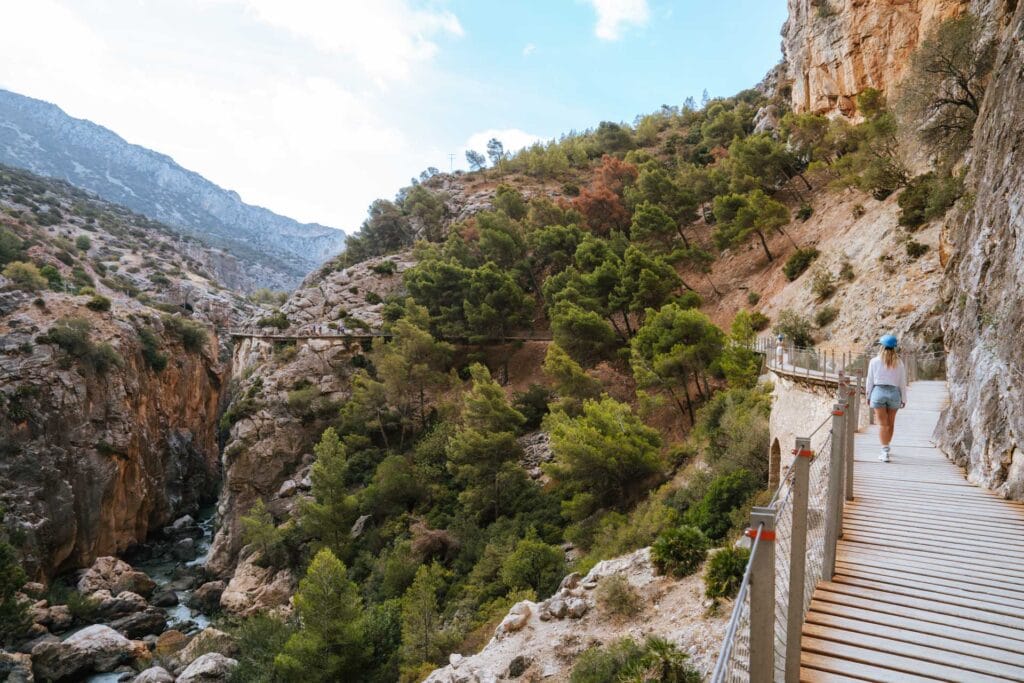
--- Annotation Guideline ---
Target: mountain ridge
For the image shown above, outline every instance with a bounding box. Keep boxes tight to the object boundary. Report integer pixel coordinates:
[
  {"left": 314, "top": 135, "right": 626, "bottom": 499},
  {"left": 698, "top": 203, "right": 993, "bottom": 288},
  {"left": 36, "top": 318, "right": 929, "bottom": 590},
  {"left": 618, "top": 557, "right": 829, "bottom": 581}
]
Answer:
[{"left": 0, "top": 88, "right": 346, "bottom": 290}]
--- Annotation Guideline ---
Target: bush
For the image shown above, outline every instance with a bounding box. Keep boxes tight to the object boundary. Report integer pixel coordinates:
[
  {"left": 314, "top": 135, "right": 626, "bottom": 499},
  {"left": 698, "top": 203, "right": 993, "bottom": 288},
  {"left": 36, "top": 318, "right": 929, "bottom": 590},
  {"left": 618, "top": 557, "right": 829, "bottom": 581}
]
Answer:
[
  {"left": 809, "top": 267, "right": 836, "bottom": 300},
  {"left": 596, "top": 575, "right": 642, "bottom": 617},
  {"left": 571, "top": 636, "right": 700, "bottom": 683},
  {"left": 851, "top": 204, "right": 866, "bottom": 219},
  {"left": 796, "top": 204, "right": 813, "bottom": 221},
  {"left": 257, "top": 310, "right": 290, "bottom": 330},
  {"left": 75, "top": 235, "right": 92, "bottom": 252},
  {"left": 782, "top": 248, "right": 819, "bottom": 281},
  {"left": 704, "top": 547, "right": 751, "bottom": 599},
  {"left": 85, "top": 294, "right": 111, "bottom": 312},
  {"left": 370, "top": 260, "right": 398, "bottom": 276},
  {"left": 365, "top": 291, "right": 383, "bottom": 305},
  {"left": 772, "top": 309, "right": 814, "bottom": 347},
  {"left": 898, "top": 173, "right": 963, "bottom": 228},
  {"left": 138, "top": 327, "right": 168, "bottom": 372},
  {"left": 815, "top": 306, "right": 839, "bottom": 327},
  {"left": 684, "top": 469, "right": 759, "bottom": 540},
  {"left": 162, "top": 315, "right": 207, "bottom": 353},
  {"left": 746, "top": 291, "right": 760, "bottom": 306},
  {"left": 748, "top": 311, "right": 770, "bottom": 332},
  {"left": 512, "top": 384, "right": 552, "bottom": 432},
  {"left": 90, "top": 343, "right": 124, "bottom": 373},
  {"left": 2, "top": 261, "right": 47, "bottom": 291},
  {"left": 839, "top": 259, "right": 855, "bottom": 281},
  {"left": 906, "top": 240, "right": 929, "bottom": 259},
  {"left": 651, "top": 525, "right": 708, "bottom": 578},
  {"left": 500, "top": 535, "right": 565, "bottom": 597}
]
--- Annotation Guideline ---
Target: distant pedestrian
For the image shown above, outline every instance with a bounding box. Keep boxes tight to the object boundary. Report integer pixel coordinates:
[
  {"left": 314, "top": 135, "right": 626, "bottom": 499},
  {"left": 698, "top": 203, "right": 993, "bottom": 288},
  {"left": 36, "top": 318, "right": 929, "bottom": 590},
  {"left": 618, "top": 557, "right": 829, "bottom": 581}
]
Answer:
[
  {"left": 775, "top": 334, "right": 785, "bottom": 367},
  {"left": 865, "top": 334, "right": 907, "bottom": 462}
]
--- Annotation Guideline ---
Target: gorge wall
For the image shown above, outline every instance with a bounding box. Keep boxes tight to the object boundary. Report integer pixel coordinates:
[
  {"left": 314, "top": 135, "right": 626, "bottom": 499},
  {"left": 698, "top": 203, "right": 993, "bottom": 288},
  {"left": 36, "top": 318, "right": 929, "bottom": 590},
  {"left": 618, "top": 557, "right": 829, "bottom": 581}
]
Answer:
[
  {"left": 782, "top": 0, "right": 968, "bottom": 116},
  {"left": 936, "top": 0, "right": 1024, "bottom": 498}
]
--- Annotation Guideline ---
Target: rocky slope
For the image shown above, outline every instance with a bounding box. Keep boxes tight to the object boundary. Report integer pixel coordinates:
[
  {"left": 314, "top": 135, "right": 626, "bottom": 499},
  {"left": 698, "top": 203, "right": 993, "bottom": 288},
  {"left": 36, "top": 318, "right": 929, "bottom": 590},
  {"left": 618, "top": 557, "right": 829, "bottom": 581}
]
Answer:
[
  {"left": 0, "top": 166, "right": 254, "bottom": 580},
  {"left": 0, "top": 89, "right": 346, "bottom": 290},
  {"left": 936, "top": 0, "right": 1024, "bottom": 497},
  {"left": 782, "top": 0, "right": 967, "bottom": 116}
]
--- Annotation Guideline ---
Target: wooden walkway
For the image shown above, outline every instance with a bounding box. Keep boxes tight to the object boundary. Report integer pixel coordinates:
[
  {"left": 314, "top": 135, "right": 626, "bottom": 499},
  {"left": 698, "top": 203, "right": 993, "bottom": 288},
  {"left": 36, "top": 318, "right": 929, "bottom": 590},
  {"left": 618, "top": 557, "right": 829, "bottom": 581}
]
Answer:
[{"left": 800, "top": 381, "right": 1024, "bottom": 682}]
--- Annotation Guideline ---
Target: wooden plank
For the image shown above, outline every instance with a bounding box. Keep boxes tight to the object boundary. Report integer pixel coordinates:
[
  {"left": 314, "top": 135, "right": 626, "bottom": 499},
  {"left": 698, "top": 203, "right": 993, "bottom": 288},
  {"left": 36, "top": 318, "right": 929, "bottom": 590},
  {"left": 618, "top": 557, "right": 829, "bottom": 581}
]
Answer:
[
  {"left": 805, "top": 611, "right": 1024, "bottom": 668},
  {"left": 834, "top": 559, "right": 1024, "bottom": 601},
  {"left": 808, "top": 597, "right": 1024, "bottom": 654},
  {"left": 800, "top": 651, "right": 943, "bottom": 683},
  {"left": 837, "top": 546, "right": 1024, "bottom": 589},
  {"left": 798, "top": 667, "right": 872, "bottom": 683},
  {"left": 812, "top": 588, "right": 1024, "bottom": 640},
  {"left": 800, "top": 637, "right": 1013, "bottom": 682},
  {"left": 843, "top": 508, "right": 1024, "bottom": 536},
  {"left": 838, "top": 534, "right": 1024, "bottom": 576},
  {"left": 839, "top": 521, "right": 1024, "bottom": 557},
  {"left": 843, "top": 503, "right": 1024, "bottom": 531},
  {"left": 803, "top": 623, "right": 1024, "bottom": 679},
  {"left": 831, "top": 574, "right": 1024, "bottom": 617},
  {"left": 841, "top": 515, "right": 1024, "bottom": 548}
]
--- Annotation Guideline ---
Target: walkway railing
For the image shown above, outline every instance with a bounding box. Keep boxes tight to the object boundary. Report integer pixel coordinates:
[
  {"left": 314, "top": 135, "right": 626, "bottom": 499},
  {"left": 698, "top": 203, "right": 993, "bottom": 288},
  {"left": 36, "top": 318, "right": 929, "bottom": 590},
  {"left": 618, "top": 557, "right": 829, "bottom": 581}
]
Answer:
[{"left": 711, "top": 374, "right": 860, "bottom": 683}]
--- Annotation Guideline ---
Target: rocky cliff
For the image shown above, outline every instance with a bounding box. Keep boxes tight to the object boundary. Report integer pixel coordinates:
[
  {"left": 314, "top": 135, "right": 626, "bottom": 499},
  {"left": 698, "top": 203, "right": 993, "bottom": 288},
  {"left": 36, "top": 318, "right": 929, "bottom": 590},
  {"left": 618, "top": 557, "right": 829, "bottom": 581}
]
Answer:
[
  {"left": 0, "top": 89, "right": 346, "bottom": 290},
  {"left": 782, "top": 0, "right": 967, "bottom": 116},
  {"left": 0, "top": 167, "right": 252, "bottom": 579},
  {"left": 936, "top": 0, "right": 1024, "bottom": 498}
]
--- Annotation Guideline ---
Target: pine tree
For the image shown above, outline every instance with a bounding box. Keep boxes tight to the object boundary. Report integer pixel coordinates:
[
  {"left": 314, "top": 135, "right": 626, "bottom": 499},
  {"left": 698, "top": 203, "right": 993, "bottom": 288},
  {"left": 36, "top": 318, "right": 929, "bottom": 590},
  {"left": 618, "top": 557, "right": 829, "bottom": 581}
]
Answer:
[{"left": 400, "top": 562, "right": 449, "bottom": 669}]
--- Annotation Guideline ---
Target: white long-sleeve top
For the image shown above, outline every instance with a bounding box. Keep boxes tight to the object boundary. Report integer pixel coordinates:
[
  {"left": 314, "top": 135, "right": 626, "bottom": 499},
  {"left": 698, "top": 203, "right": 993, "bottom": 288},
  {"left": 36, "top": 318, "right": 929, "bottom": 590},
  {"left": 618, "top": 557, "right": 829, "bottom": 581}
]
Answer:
[{"left": 865, "top": 356, "right": 908, "bottom": 404}]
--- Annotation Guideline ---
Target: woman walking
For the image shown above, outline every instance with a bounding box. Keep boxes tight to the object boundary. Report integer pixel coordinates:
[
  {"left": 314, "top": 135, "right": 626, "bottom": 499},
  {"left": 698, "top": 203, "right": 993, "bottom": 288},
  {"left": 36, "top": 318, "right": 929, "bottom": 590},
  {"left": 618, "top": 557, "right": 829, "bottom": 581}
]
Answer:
[{"left": 864, "top": 335, "right": 907, "bottom": 462}]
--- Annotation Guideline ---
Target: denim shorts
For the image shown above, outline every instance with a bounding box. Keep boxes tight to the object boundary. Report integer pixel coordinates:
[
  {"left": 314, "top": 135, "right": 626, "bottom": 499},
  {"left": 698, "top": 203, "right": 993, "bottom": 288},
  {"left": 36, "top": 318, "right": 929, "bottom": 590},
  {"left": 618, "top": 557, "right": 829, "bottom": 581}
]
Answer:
[{"left": 870, "top": 385, "right": 902, "bottom": 409}]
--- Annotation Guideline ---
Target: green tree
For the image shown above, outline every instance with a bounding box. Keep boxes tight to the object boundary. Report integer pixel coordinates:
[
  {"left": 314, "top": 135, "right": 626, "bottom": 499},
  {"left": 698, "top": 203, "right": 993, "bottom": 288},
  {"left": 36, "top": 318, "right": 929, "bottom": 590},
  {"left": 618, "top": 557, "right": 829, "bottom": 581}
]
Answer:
[
  {"left": 401, "top": 185, "right": 447, "bottom": 242},
  {"left": 0, "top": 228, "right": 24, "bottom": 265},
  {"left": 466, "top": 150, "right": 486, "bottom": 171},
  {"left": 719, "top": 311, "right": 760, "bottom": 389},
  {"left": 684, "top": 469, "right": 758, "bottom": 540},
  {"left": 545, "top": 397, "right": 662, "bottom": 518},
  {"left": 2, "top": 261, "right": 47, "bottom": 291},
  {"left": 728, "top": 133, "right": 810, "bottom": 193},
  {"left": 542, "top": 342, "right": 601, "bottom": 408},
  {"left": 448, "top": 364, "right": 527, "bottom": 522},
  {"left": 630, "top": 201, "right": 679, "bottom": 250},
  {"left": 713, "top": 190, "right": 791, "bottom": 262},
  {"left": 549, "top": 300, "right": 617, "bottom": 367},
  {"left": 400, "top": 562, "right": 450, "bottom": 669},
  {"left": 300, "top": 428, "right": 359, "bottom": 556},
  {"left": 899, "top": 14, "right": 995, "bottom": 164},
  {"left": 832, "top": 90, "right": 910, "bottom": 197},
  {"left": 493, "top": 184, "right": 528, "bottom": 220},
  {"left": 0, "top": 507, "right": 28, "bottom": 646},
  {"left": 240, "top": 498, "right": 286, "bottom": 566},
  {"left": 630, "top": 305, "right": 725, "bottom": 423},
  {"left": 500, "top": 532, "right": 565, "bottom": 597},
  {"left": 275, "top": 548, "right": 368, "bottom": 681}
]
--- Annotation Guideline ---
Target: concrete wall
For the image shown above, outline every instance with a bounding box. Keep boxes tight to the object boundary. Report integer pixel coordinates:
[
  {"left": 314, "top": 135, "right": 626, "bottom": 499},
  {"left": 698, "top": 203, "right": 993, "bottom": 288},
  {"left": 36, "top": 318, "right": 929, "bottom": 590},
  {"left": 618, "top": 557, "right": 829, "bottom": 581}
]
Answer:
[{"left": 767, "top": 370, "right": 868, "bottom": 485}]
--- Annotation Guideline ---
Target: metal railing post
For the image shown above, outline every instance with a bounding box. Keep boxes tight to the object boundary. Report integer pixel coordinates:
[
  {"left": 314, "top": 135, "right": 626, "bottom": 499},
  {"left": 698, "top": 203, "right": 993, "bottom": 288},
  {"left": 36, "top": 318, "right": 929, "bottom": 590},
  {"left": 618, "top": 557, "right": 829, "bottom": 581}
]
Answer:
[
  {"left": 822, "top": 401, "right": 846, "bottom": 578},
  {"left": 846, "top": 375, "right": 859, "bottom": 501},
  {"left": 784, "top": 437, "right": 812, "bottom": 683},
  {"left": 747, "top": 507, "right": 776, "bottom": 683}
]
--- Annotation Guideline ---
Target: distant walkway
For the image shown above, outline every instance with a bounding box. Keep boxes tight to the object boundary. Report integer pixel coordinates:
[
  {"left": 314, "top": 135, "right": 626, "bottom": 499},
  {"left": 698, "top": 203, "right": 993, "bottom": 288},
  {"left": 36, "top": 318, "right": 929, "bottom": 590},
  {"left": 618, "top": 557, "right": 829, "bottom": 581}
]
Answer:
[
  {"left": 227, "top": 328, "right": 553, "bottom": 344},
  {"left": 800, "top": 381, "right": 1024, "bottom": 682}
]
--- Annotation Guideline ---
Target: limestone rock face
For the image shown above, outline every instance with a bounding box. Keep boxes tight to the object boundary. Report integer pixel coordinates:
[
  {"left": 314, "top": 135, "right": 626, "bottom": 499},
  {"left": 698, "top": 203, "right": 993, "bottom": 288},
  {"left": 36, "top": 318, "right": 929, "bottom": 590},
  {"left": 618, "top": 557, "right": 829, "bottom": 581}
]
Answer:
[
  {"left": 78, "top": 557, "right": 157, "bottom": 598},
  {"left": 218, "top": 553, "right": 294, "bottom": 616},
  {"left": 937, "top": 1, "right": 1024, "bottom": 498},
  {"left": 782, "top": 0, "right": 967, "bottom": 116},
  {"left": 0, "top": 651, "right": 35, "bottom": 683}
]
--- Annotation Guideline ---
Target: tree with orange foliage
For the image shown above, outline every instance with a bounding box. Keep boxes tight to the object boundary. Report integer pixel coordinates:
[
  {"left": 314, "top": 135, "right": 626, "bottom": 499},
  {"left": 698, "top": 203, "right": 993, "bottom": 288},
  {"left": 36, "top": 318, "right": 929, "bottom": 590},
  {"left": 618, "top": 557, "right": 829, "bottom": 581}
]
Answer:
[
  {"left": 573, "top": 184, "right": 630, "bottom": 235},
  {"left": 594, "top": 154, "right": 638, "bottom": 194}
]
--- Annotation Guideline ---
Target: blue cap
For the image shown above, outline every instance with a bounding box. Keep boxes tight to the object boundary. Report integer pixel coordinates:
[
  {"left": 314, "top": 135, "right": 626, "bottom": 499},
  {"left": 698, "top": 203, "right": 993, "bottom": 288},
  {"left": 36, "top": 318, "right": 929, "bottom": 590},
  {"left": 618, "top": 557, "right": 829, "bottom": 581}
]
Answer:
[{"left": 879, "top": 334, "right": 898, "bottom": 349}]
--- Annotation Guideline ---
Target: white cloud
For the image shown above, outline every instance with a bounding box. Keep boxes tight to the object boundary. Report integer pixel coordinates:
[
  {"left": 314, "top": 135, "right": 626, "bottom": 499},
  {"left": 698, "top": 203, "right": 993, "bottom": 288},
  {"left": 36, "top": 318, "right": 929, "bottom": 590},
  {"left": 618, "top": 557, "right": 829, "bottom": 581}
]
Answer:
[
  {"left": 0, "top": 0, "right": 460, "bottom": 231},
  {"left": 206, "top": 0, "right": 463, "bottom": 84},
  {"left": 585, "top": 0, "right": 649, "bottom": 40},
  {"left": 522, "top": 43, "right": 537, "bottom": 57}
]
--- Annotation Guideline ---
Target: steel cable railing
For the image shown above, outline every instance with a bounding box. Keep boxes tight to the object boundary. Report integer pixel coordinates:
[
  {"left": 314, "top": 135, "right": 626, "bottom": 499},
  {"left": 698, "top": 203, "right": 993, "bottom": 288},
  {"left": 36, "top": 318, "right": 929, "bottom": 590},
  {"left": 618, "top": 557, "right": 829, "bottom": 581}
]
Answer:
[{"left": 710, "top": 523, "right": 764, "bottom": 683}]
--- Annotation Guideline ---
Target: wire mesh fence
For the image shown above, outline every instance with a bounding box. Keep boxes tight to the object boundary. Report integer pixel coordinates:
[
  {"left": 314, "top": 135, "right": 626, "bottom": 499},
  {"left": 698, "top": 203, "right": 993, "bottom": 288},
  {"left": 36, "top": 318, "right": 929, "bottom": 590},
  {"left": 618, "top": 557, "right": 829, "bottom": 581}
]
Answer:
[{"left": 710, "top": 526, "right": 762, "bottom": 683}]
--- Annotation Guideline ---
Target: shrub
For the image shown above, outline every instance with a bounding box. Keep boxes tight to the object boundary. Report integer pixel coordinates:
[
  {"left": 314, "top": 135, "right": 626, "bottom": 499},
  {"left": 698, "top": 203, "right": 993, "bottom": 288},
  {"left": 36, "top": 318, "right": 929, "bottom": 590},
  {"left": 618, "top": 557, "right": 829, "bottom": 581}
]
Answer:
[
  {"left": 571, "top": 637, "right": 700, "bottom": 683},
  {"left": 782, "top": 248, "right": 819, "bottom": 281},
  {"left": 75, "top": 235, "right": 92, "bottom": 252},
  {"left": 746, "top": 291, "right": 760, "bottom": 306},
  {"left": 39, "top": 317, "right": 92, "bottom": 357},
  {"left": 898, "top": 173, "right": 963, "bottom": 228},
  {"left": 772, "top": 309, "right": 814, "bottom": 347},
  {"left": 500, "top": 535, "right": 565, "bottom": 597},
  {"left": 906, "top": 240, "right": 929, "bottom": 259},
  {"left": 815, "top": 306, "right": 839, "bottom": 327},
  {"left": 684, "top": 469, "right": 759, "bottom": 540},
  {"left": 839, "top": 259, "right": 855, "bottom": 281},
  {"left": 137, "top": 327, "right": 168, "bottom": 372},
  {"left": 704, "top": 546, "right": 751, "bottom": 599},
  {"left": 851, "top": 204, "right": 866, "bottom": 219},
  {"left": 796, "top": 204, "right": 813, "bottom": 221},
  {"left": 286, "top": 385, "right": 322, "bottom": 419},
  {"left": 809, "top": 267, "right": 836, "bottom": 300},
  {"left": 370, "top": 260, "right": 398, "bottom": 276},
  {"left": 90, "top": 343, "right": 124, "bottom": 372},
  {"left": 2, "top": 261, "right": 47, "bottom": 291},
  {"left": 39, "top": 264, "right": 63, "bottom": 290},
  {"left": 257, "top": 310, "right": 289, "bottom": 330},
  {"left": 365, "top": 291, "right": 383, "bottom": 305},
  {"left": 748, "top": 311, "right": 770, "bottom": 332},
  {"left": 651, "top": 525, "right": 708, "bottom": 578},
  {"left": 85, "top": 294, "right": 111, "bottom": 312},
  {"left": 596, "top": 575, "right": 642, "bottom": 617},
  {"left": 162, "top": 315, "right": 207, "bottom": 353},
  {"left": 512, "top": 384, "right": 552, "bottom": 432}
]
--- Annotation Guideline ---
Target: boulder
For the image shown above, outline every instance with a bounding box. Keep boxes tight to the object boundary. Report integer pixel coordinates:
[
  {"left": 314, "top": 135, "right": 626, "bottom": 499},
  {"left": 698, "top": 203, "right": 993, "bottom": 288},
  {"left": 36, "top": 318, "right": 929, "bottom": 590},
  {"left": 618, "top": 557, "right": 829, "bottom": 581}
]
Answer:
[
  {"left": 31, "top": 624, "right": 137, "bottom": 681},
  {"left": 565, "top": 597, "right": 589, "bottom": 619},
  {"left": 496, "top": 602, "right": 531, "bottom": 636},
  {"left": 0, "top": 651, "right": 34, "bottom": 683},
  {"left": 151, "top": 590, "right": 179, "bottom": 607},
  {"left": 557, "top": 572, "right": 581, "bottom": 592},
  {"left": 94, "top": 589, "right": 149, "bottom": 617},
  {"left": 17, "top": 633, "right": 59, "bottom": 655},
  {"left": 78, "top": 557, "right": 156, "bottom": 598},
  {"left": 110, "top": 608, "right": 168, "bottom": 638},
  {"left": 170, "top": 628, "right": 238, "bottom": 672},
  {"left": 132, "top": 666, "right": 175, "bottom": 683},
  {"left": 171, "top": 538, "right": 197, "bottom": 561},
  {"left": 277, "top": 480, "right": 297, "bottom": 497},
  {"left": 175, "top": 653, "right": 238, "bottom": 683},
  {"left": 21, "top": 582, "right": 46, "bottom": 598},
  {"left": 154, "top": 630, "right": 188, "bottom": 658},
  {"left": 219, "top": 555, "right": 293, "bottom": 616},
  {"left": 189, "top": 581, "right": 225, "bottom": 612},
  {"left": 46, "top": 605, "right": 73, "bottom": 633}
]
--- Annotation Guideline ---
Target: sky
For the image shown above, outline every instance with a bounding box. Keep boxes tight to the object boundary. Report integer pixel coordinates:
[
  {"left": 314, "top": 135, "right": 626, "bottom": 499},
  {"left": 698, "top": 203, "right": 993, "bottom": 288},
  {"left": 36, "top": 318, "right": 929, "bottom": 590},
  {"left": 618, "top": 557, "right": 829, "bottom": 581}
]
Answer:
[{"left": 0, "top": 0, "right": 788, "bottom": 233}]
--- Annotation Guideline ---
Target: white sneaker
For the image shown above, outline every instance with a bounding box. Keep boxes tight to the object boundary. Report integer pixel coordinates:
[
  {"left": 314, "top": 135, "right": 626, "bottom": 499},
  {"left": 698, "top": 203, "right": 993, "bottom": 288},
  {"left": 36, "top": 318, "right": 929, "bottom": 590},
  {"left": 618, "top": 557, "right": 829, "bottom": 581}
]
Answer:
[{"left": 879, "top": 449, "right": 890, "bottom": 462}]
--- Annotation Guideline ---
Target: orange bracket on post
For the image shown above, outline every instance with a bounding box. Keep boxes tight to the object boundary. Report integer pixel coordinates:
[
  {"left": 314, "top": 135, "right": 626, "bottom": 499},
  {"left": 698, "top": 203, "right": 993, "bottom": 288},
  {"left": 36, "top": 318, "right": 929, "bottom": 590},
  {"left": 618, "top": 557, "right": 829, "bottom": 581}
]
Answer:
[
  {"left": 791, "top": 449, "right": 815, "bottom": 458},
  {"left": 832, "top": 409, "right": 845, "bottom": 416},
  {"left": 745, "top": 527, "right": 776, "bottom": 542}
]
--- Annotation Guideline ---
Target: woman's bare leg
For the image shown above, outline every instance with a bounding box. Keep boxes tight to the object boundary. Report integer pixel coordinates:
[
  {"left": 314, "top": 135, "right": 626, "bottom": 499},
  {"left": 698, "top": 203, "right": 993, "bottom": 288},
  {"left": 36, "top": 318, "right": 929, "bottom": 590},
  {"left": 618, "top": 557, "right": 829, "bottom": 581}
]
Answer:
[
  {"left": 875, "top": 408, "right": 891, "bottom": 445},
  {"left": 884, "top": 408, "right": 899, "bottom": 447}
]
